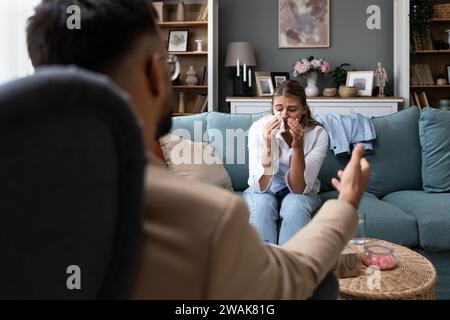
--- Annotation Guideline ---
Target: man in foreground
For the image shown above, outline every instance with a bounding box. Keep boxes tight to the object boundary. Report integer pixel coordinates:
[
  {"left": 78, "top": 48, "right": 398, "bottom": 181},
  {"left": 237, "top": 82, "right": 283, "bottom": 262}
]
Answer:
[{"left": 27, "top": 0, "right": 370, "bottom": 299}]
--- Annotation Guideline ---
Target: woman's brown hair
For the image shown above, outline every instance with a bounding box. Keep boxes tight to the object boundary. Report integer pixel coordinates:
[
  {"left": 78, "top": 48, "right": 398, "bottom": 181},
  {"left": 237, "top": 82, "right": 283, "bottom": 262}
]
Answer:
[{"left": 272, "top": 80, "right": 322, "bottom": 128}]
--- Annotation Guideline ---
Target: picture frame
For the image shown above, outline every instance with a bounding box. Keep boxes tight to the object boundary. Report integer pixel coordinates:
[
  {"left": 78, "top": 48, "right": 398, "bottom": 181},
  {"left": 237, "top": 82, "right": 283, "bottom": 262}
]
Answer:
[
  {"left": 271, "top": 72, "right": 291, "bottom": 89},
  {"left": 255, "top": 72, "right": 275, "bottom": 97},
  {"left": 346, "top": 71, "right": 375, "bottom": 96},
  {"left": 168, "top": 30, "right": 189, "bottom": 52},
  {"left": 279, "top": 0, "right": 330, "bottom": 48}
]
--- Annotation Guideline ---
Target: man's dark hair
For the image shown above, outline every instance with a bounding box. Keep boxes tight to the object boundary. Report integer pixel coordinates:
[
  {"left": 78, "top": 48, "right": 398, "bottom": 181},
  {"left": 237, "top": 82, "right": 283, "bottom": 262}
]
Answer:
[{"left": 27, "top": 0, "right": 157, "bottom": 71}]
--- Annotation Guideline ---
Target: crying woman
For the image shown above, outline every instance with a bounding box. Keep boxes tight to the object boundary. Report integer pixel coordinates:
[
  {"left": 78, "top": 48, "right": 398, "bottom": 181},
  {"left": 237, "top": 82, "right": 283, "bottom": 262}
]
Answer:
[{"left": 243, "top": 80, "right": 329, "bottom": 245}]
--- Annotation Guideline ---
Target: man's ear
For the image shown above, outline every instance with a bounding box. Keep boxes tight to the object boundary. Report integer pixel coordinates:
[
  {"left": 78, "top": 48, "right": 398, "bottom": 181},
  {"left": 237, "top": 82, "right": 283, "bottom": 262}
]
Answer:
[{"left": 146, "top": 53, "right": 164, "bottom": 98}]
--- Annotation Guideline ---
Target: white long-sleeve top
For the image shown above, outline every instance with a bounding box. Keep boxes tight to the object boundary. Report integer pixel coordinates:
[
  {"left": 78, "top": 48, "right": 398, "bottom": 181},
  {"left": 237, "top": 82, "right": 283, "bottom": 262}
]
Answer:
[{"left": 247, "top": 114, "right": 329, "bottom": 194}]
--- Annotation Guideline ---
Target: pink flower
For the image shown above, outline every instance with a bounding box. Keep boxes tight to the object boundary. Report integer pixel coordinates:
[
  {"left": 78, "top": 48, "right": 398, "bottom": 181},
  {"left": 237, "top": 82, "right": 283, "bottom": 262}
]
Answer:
[
  {"left": 292, "top": 57, "right": 330, "bottom": 77},
  {"left": 298, "top": 63, "right": 310, "bottom": 74},
  {"left": 311, "top": 59, "right": 321, "bottom": 69},
  {"left": 294, "top": 61, "right": 310, "bottom": 74},
  {"left": 321, "top": 63, "right": 330, "bottom": 74}
]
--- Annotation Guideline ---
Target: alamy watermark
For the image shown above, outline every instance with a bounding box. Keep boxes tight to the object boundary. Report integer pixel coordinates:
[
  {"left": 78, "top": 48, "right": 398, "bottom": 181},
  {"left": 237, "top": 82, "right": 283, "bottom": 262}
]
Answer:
[
  {"left": 63, "top": 4, "right": 380, "bottom": 31},
  {"left": 366, "top": 266, "right": 382, "bottom": 290},
  {"left": 165, "top": 121, "right": 283, "bottom": 175},
  {"left": 66, "top": 5, "right": 81, "bottom": 30},
  {"left": 66, "top": 265, "right": 81, "bottom": 290},
  {"left": 366, "top": 5, "right": 382, "bottom": 30}
]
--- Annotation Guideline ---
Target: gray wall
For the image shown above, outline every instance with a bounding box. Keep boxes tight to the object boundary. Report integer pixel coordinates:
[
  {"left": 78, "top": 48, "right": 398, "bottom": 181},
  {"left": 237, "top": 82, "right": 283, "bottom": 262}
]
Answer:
[{"left": 218, "top": 0, "right": 394, "bottom": 112}]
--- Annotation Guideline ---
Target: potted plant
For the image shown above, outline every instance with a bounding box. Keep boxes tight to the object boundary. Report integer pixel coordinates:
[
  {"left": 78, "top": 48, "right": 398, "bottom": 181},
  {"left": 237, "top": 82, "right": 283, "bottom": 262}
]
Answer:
[{"left": 330, "top": 63, "right": 354, "bottom": 88}]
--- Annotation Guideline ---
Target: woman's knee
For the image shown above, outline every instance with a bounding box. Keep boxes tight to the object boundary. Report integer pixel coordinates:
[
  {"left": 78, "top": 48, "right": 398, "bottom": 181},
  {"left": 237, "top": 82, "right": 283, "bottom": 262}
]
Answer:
[
  {"left": 243, "top": 192, "right": 278, "bottom": 217},
  {"left": 280, "top": 194, "right": 318, "bottom": 218}
]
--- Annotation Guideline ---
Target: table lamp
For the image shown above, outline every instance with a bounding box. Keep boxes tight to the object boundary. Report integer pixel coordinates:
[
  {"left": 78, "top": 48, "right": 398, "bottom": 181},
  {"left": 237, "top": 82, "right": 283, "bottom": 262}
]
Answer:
[{"left": 225, "top": 42, "right": 257, "bottom": 97}]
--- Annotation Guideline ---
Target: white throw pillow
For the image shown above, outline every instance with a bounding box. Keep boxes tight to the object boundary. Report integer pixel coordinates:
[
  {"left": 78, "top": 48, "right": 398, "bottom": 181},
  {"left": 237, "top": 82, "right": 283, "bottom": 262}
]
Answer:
[{"left": 159, "top": 134, "right": 234, "bottom": 191}]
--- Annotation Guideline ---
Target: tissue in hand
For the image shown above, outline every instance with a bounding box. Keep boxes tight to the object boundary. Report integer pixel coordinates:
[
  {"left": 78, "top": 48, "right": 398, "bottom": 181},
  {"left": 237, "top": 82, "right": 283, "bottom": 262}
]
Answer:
[{"left": 274, "top": 111, "right": 285, "bottom": 134}]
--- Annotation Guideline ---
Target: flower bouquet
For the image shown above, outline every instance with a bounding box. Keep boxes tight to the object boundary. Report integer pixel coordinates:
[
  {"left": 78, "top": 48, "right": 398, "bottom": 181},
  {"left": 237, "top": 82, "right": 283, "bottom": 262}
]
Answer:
[
  {"left": 292, "top": 56, "right": 330, "bottom": 78},
  {"left": 291, "top": 56, "right": 330, "bottom": 97}
]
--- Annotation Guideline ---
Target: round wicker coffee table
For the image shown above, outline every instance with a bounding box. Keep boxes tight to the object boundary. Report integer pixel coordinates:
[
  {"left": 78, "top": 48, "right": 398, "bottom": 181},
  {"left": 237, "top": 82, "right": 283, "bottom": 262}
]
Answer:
[{"left": 339, "top": 238, "right": 436, "bottom": 300}]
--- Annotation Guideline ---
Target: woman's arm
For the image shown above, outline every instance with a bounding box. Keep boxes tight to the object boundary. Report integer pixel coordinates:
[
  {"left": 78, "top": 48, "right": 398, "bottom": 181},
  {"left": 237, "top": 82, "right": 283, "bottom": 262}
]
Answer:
[
  {"left": 288, "top": 146, "right": 307, "bottom": 194},
  {"left": 247, "top": 117, "right": 279, "bottom": 192},
  {"left": 287, "top": 118, "right": 307, "bottom": 194},
  {"left": 288, "top": 126, "right": 329, "bottom": 194},
  {"left": 258, "top": 147, "right": 275, "bottom": 191}
]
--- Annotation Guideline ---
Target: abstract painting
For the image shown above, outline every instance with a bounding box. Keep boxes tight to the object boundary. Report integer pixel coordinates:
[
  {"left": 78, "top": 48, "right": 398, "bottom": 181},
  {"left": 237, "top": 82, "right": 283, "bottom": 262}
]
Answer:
[{"left": 279, "top": 0, "right": 330, "bottom": 48}]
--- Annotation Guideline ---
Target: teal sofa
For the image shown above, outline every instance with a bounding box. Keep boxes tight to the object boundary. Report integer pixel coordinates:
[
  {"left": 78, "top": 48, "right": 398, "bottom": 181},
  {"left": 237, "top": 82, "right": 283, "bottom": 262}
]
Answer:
[{"left": 171, "top": 106, "right": 450, "bottom": 299}]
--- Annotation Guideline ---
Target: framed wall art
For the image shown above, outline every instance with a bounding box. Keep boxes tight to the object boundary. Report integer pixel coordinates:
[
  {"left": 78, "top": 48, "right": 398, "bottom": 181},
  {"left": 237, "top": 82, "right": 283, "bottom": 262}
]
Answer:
[
  {"left": 279, "top": 0, "right": 330, "bottom": 48},
  {"left": 168, "top": 30, "right": 189, "bottom": 52}
]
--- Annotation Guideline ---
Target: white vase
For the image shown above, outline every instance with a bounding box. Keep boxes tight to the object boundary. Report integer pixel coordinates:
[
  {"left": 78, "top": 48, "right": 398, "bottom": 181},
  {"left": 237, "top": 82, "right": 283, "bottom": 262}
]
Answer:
[
  {"left": 178, "top": 92, "right": 185, "bottom": 113},
  {"left": 185, "top": 66, "right": 198, "bottom": 85},
  {"left": 305, "top": 72, "right": 319, "bottom": 97},
  {"left": 195, "top": 40, "right": 204, "bottom": 52},
  {"left": 176, "top": 2, "right": 185, "bottom": 22},
  {"left": 447, "top": 29, "right": 450, "bottom": 46}
]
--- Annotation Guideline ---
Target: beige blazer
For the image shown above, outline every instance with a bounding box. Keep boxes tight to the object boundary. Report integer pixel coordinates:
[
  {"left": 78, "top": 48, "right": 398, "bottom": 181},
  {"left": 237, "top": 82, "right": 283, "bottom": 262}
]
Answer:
[{"left": 131, "top": 154, "right": 358, "bottom": 299}]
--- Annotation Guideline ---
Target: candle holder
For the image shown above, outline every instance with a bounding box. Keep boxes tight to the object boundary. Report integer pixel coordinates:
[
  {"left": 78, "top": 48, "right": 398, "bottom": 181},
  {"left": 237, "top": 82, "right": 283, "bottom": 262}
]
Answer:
[{"left": 231, "top": 68, "right": 253, "bottom": 97}]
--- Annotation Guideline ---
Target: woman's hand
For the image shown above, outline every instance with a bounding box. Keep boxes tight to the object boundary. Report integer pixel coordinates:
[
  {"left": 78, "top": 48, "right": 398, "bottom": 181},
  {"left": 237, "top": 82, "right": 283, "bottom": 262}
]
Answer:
[
  {"left": 263, "top": 116, "right": 280, "bottom": 152},
  {"left": 287, "top": 118, "right": 304, "bottom": 150}
]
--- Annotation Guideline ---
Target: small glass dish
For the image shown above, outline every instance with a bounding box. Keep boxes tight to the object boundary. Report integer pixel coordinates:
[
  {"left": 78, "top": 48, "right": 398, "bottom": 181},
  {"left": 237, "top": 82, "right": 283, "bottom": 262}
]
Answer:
[{"left": 362, "top": 243, "right": 397, "bottom": 270}]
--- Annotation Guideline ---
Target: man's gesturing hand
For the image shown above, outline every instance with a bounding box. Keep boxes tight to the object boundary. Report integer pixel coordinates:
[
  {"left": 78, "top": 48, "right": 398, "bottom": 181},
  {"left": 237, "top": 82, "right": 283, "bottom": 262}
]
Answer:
[{"left": 331, "top": 144, "right": 371, "bottom": 209}]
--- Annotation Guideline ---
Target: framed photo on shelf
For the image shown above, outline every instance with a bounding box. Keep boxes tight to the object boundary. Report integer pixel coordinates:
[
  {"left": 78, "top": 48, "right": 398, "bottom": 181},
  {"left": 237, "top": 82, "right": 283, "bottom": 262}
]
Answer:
[
  {"left": 278, "top": 0, "right": 330, "bottom": 48},
  {"left": 168, "top": 30, "right": 189, "bottom": 52},
  {"left": 346, "top": 71, "right": 375, "bottom": 96},
  {"left": 271, "top": 72, "right": 290, "bottom": 89},
  {"left": 255, "top": 72, "right": 275, "bottom": 97}
]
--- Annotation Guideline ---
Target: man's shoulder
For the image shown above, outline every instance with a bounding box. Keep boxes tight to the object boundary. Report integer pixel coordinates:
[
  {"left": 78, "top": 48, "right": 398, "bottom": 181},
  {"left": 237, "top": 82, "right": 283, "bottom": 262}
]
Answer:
[{"left": 144, "top": 164, "right": 247, "bottom": 221}]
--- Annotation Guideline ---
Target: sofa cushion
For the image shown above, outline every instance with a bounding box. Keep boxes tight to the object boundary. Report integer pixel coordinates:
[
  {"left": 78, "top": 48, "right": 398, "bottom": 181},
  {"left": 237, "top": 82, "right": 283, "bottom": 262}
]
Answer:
[
  {"left": 206, "top": 112, "right": 268, "bottom": 191},
  {"left": 419, "top": 107, "right": 450, "bottom": 193},
  {"left": 171, "top": 113, "right": 208, "bottom": 142},
  {"left": 365, "top": 107, "right": 422, "bottom": 197},
  {"left": 320, "top": 191, "right": 419, "bottom": 247},
  {"left": 318, "top": 149, "right": 350, "bottom": 193},
  {"left": 159, "top": 134, "right": 233, "bottom": 191},
  {"left": 383, "top": 191, "right": 450, "bottom": 252}
]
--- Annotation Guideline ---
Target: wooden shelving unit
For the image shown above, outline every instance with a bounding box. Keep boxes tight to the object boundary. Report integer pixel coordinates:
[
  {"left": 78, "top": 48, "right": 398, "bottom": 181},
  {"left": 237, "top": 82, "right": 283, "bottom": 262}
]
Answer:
[
  {"left": 173, "top": 85, "right": 208, "bottom": 89},
  {"left": 159, "top": 21, "right": 208, "bottom": 28},
  {"left": 430, "top": 18, "right": 450, "bottom": 23},
  {"left": 154, "top": 0, "right": 217, "bottom": 116},
  {"left": 410, "top": 0, "right": 450, "bottom": 108},
  {"left": 172, "top": 113, "right": 197, "bottom": 116},
  {"left": 414, "top": 50, "right": 450, "bottom": 53},
  {"left": 168, "top": 51, "right": 208, "bottom": 56},
  {"left": 410, "top": 84, "right": 450, "bottom": 88}
]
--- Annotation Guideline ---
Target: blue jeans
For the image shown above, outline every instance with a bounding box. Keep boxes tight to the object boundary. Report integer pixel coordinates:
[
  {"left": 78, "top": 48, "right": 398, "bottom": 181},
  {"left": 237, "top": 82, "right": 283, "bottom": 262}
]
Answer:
[{"left": 243, "top": 187, "right": 322, "bottom": 245}]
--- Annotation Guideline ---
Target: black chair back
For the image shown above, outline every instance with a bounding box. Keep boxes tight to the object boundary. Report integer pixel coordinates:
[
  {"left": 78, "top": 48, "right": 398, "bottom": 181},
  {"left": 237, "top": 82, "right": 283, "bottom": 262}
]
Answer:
[{"left": 0, "top": 67, "right": 146, "bottom": 299}]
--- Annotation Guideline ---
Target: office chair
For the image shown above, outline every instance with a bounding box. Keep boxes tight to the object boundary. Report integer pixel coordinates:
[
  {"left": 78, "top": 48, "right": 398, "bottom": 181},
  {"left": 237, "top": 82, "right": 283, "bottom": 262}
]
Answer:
[{"left": 0, "top": 66, "right": 146, "bottom": 299}]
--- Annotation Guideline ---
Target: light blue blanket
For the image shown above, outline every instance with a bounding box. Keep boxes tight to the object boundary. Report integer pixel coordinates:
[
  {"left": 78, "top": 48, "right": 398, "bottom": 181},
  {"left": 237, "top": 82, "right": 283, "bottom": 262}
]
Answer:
[{"left": 314, "top": 113, "right": 376, "bottom": 156}]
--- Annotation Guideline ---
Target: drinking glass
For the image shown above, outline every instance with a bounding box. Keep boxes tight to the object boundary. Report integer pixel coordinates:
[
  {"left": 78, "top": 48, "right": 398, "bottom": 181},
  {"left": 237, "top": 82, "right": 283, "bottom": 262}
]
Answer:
[{"left": 349, "top": 211, "right": 366, "bottom": 245}]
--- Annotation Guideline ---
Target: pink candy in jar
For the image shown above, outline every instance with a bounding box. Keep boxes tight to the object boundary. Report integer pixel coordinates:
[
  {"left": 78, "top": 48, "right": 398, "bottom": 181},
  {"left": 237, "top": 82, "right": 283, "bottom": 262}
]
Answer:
[{"left": 362, "top": 243, "right": 397, "bottom": 270}]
